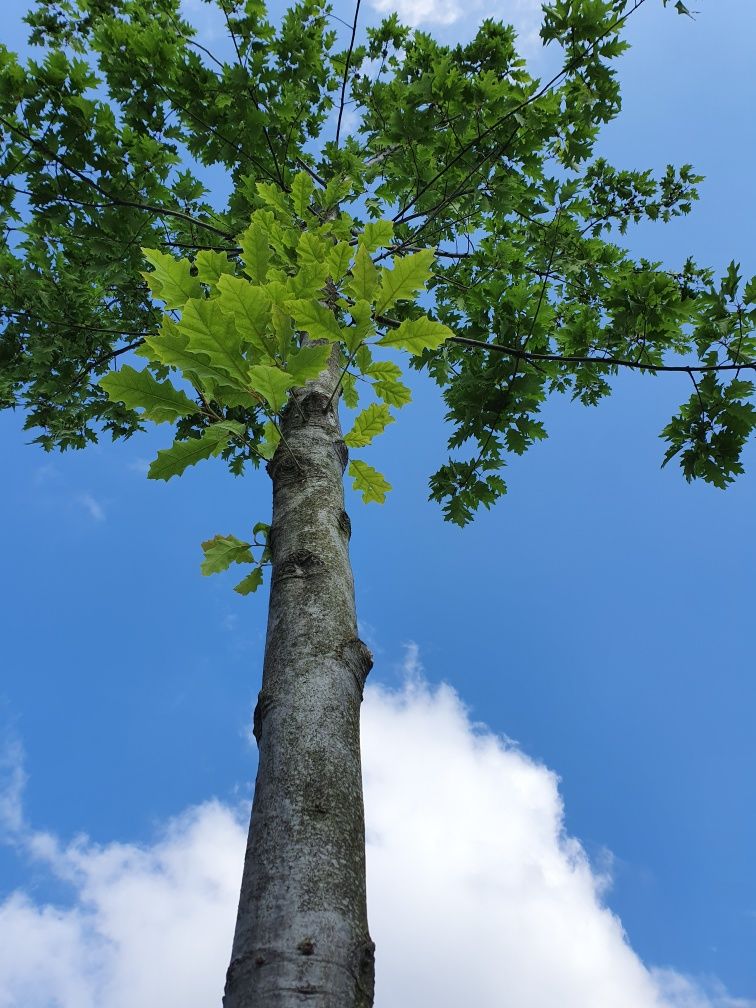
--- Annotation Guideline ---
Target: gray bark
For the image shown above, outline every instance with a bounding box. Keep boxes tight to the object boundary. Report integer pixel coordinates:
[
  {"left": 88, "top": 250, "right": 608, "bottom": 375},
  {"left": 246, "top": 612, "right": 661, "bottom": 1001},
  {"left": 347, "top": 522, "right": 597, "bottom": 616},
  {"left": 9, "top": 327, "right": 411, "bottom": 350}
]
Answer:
[{"left": 223, "top": 352, "right": 375, "bottom": 1008}]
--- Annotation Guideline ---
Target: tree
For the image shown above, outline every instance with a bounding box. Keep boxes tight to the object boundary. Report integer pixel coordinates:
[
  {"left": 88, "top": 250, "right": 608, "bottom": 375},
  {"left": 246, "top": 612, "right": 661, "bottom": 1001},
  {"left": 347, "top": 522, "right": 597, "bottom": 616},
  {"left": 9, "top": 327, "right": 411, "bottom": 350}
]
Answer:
[{"left": 1, "top": 0, "right": 753, "bottom": 1005}]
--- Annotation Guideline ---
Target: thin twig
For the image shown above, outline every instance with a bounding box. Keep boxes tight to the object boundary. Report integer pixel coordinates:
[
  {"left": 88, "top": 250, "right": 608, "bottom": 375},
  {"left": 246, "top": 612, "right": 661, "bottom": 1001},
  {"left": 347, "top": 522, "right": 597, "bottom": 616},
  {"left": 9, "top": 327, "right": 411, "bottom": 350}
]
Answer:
[{"left": 335, "top": 0, "right": 361, "bottom": 149}]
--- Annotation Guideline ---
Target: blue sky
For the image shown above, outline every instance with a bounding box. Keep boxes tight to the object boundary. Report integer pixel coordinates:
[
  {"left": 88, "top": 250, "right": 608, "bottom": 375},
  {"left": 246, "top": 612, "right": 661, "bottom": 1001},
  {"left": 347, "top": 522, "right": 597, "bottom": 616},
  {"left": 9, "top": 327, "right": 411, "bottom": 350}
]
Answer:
[{"left": 1, "top": 2, "right": 755, "bottom": 1006}]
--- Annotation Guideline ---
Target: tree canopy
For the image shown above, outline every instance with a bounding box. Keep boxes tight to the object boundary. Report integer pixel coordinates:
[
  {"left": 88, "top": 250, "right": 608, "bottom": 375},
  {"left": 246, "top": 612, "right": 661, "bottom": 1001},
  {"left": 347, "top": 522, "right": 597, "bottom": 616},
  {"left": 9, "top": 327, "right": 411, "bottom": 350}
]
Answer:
[{"left": 3, "top": 0, "right": 754, "bottom": 558}]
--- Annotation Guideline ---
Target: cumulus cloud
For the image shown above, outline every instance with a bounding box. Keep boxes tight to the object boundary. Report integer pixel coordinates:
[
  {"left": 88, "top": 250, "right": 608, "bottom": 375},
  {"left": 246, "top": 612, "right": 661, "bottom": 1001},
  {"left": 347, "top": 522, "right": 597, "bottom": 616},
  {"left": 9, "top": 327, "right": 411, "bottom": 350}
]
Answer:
[
  {"left": 368, "top": 0, "right": 544, "bottom": 47},
  {"left": 0, "top": 655, "right": 747, "bottom": 1008}
]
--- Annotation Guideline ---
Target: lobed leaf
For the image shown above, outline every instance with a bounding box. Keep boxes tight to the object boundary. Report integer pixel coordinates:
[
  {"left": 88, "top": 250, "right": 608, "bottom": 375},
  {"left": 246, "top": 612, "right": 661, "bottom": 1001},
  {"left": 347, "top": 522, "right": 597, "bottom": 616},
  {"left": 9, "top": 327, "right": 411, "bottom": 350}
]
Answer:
[
  {"left": 348, "top": 459, "right": 392, "bottom": 503},
  {"left": 234, "top": 567, "right": 265, "bottom": 595},
  {"left": 141, "top": 248, "right": 201, "bottom": 309},
  {"left": 148, "top": 424, "right": 236, "bottom": 481},
  {"left": 200, "top": 534, "right": 254, "bottom": 575},
  {"left": 286, "top": 299, "right": 343, "bottom": 342},
  {"left": 374, "top": 249, "right": 435, "bottom": 314},
  {"left": 378, "top": 316, "right": 451, "bottom": 355},
  {"left": 99, "top": 365, "right": 197, "bottom": 423},
  {"left": 344, "top": 403, "right": 395, "bottom": 447},
  {"left": 248, "top": 364, "right": 296, "bottom": 412}
]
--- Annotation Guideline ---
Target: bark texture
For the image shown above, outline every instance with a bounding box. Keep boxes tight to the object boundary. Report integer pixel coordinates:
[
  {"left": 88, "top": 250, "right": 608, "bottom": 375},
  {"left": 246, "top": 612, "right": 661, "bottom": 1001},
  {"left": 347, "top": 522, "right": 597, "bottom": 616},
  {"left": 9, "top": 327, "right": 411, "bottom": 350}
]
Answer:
[{"left": 223, "top": 353, "right": 375, "bottom": 1008}]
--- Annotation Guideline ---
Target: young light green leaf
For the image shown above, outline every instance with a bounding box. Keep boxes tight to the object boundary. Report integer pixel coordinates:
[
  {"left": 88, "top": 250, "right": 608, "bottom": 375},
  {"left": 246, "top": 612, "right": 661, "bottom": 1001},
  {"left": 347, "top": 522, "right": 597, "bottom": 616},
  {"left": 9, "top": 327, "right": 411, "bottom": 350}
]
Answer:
[
  {"left": 216, "top": 274, "right": 274, "bottom": 356},
  {"left": 257, "top": 420, "right": 281, "bottom": 460},
  {"left": 141, "top": 248, "right": 202, "bottom": 308},
  {"left": 234, "top": 567, "right": 264, "bottom": 595},
  {"left": 286, "top": 299, "right": 342, "bottom": 342},
  {"left": 372, "top": 376, "right": 412, "bottom": 408},
  {"left": 297, "top": 231, "right": 331, "bottom": 271},
  {"left": 256, "top": 181, "right": 292, "bottom": 219},
  {"left": 365, "top": 360, "right": 402, "bottom": 380},
  {"left": 347, "top": 244, "right": 380, "bottom": 303},
  {"left": 344, "top": 403, "right": 395, "bottom": 447},
  {"left": 287, "top": 265, "right": 327, "bottom": 299},
  {"left": 328, "top": 242, "right": 352, "bottom": 281},
  {"left": 291, "top": 171, "right": 315, "bottom": 217},
  {"left": 378, "top": 315, "right": 452, "bottom": 355},
  {"left": 142, "top": 318, "right": 241, "bottom": 397},
  {"left": 200, "top": 534, "right": 254, "bottom": 575},
  {"left": 148, "top": 424, "right": 231, "bottom": 481},
  {"left": 99, "top": 365, "right": 197, "bottom": 423},
  {"left": 346, "top": 299, "right": 375, "bottom": 353},
  {"left": 341, "top": 370, "right": 359, "bottom": 409},
  {"left": 349, "top": 458, "right": 392, "bottom": 503},
  {"left": 367, "top": 363, "right": 412, "bottom": 407},
  {"left": 374, "top": 248, "right": 435, "bottom": 314},
  {"left": 361, "top": 220, "right": 394, "bottom": 252},
  {"left": 195, "top": 250, "right": 235, "bottom": 286},
  {"left": 354, "top": 344, "right": 373, "bottom": 373},
  {"left": 248, "top": 364, "right": 296, "bottom": 412},
  {"left": 286, "top": 343, "right": 331, "bottom": 384},
  {"left": 239, "top": 222, "right": 270, "bottom": 284},
  {"left": 179, "top": 297, "right": 250, "bottom": 386}
]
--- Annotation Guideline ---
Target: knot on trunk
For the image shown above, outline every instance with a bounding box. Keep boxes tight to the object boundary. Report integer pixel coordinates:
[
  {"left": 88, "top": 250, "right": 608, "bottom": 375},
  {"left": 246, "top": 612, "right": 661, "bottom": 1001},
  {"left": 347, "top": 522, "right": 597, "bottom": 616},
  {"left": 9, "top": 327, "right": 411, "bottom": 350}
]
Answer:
[
  {"left": 333, "top": 438, "right": 348, "bottom": 471},
  {"left": 285, "top": 389, "right": 337, "bottom": 430},
  {"left": 337, "top": 509, "right": 352, "bottom": 540},
  {"left": 266, "top": 446, "right": 305, "bottom": 486},
  {"left": 274, "top": 548, "right": 325, "bottom": 583},
  {"left": 252, "top": 688, "right": 274, "bottom": 745},
  {"left": 354, "top": 939, "right": 376, "bottom": 1006},
  {"left": 342, "top": 638, "right": 374, "bottom": 695}
]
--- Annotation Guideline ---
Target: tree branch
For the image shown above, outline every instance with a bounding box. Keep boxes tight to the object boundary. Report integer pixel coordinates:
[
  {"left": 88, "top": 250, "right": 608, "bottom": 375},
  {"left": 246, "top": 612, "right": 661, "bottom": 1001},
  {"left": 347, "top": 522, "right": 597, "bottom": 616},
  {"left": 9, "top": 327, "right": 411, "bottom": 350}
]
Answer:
[{"left": 335, "top": 0, "right": 361, "bottom": 149}]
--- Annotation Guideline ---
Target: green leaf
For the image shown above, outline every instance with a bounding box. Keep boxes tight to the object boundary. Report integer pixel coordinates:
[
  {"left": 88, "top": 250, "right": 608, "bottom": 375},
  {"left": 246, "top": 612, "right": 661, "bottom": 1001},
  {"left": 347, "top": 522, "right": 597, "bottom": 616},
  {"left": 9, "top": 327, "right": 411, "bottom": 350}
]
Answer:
[
  {"left": 349, "top": 459, "right": 392, "bottom": 503},
  {"left": 344, "top": 403, "right": 395, "bottom": 447},
  {"left": 195, "top": 250, "right": 235, "bottom": 286},
  {"left": 248, "top": 364, "right": 296, "bottom": 412},
  {"left": 368, "top": 363, "right": 412, "bottom": 407},
  {"left": 373, "top": 378, "right": 412, "bottom": 408},
  {"left": 99, "top": 365, "right": 197, "bottom": 423},
  {"left": 256, "top": 181, "right": 292, "bottom": 219},
  {"left": 148, "top": 424, "right": 232, "bottom": 481},
  {"left": 287, "top": 343, "right": 331, "bottom": 384},
  {"left": 374, "top": 249, "right": 435, "bottom": 314},
  {"left": 347, "top": 244, "right": 380, "bottom": 303},
  {"left": 216, "top": 274, "right": 274, "bottom": 357},
  {"left": 378, "top": 315, "right": 452, "bottom": 355},
  {"left": 297, "top": 232, "right": 331, "bottom": 272},
  {"left": 178, "top": 297, "right": 250, "bottom": 387},
  {"left": 286, "top": 299, "right": 342, "bottom": 342},
  {"left": 239, "top": 222, "right": 271, "bottom": 284},
  {"left": 257, "top": 420, "right": 281, "bottom": 460},
  {"left": 291, "top": 171, "right": 315, "bottom": 217},
  {"left": 200, "top": 534, "right": 254, "bottom": 575},
  {"left": 234, "top": 567, "right": 264, "bottom": 595},
  {"left": 142, "top": 318, "right": 249, "bottom": 402},
  {"left": 346, "top": 299, "right": 376, "bottom": 353},
  {"left": 361, "top": 220, "right": 394, "bottom": 253},
  {"left": 341, "top": 371, "right": 359, "bottom": 409},
  {"left": 141, "top": 248, "right": 202, "bottom": 309},
  {"left": 328, "top": 242, "right": 352, "bottom": 281}
]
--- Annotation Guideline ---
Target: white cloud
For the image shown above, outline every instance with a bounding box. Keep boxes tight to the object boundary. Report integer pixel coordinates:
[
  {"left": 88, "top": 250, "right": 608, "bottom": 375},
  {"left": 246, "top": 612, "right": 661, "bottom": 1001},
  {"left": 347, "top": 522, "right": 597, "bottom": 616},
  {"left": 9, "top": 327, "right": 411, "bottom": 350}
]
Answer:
[
  {"left": 127, "top": 458, "right": 151, "bottom": 476},
  {"left": 76, "top": 493, "right": 106, "bottom": 523},
  {"left": 367, "top": 0, "right": 544, "bottom": 48},
  {"left": 0, "top": 657, "right": 749, "bottom": 1008}
]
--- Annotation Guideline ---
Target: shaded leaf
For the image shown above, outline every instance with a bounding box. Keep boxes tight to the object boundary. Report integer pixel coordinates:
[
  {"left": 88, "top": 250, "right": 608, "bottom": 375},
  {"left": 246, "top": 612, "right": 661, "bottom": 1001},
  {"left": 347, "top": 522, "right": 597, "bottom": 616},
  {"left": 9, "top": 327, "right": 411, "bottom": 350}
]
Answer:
[
  {"left": 100, "top": 365, "right": 197, "bottom": 423},
  {"left": 200, "top": 534, "right": 254, "bottom": 575}
]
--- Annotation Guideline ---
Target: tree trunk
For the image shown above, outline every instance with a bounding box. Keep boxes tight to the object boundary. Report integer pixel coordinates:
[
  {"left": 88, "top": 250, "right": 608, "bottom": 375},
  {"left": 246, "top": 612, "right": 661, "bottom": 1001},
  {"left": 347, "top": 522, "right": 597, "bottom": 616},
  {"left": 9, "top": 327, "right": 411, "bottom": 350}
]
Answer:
[{"left": 223, "top": 352, "right": 375, "bottom": 1008}]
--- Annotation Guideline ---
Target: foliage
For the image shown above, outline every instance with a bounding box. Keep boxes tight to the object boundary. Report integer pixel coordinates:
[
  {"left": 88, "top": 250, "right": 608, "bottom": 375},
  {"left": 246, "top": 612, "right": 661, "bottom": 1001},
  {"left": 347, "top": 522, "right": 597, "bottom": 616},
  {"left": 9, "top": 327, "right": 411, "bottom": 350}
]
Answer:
[{"left": 2, "top": 0, "right": 754, "bottom": 581}]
